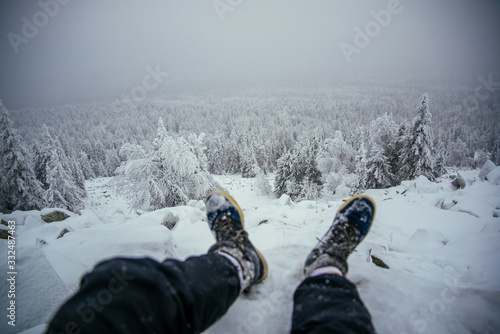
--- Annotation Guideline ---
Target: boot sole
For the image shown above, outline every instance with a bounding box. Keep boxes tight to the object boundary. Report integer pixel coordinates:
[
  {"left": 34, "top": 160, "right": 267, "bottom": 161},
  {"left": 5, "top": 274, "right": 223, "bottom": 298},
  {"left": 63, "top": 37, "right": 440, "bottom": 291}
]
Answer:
[
  {"left": 337, "top": 194, "right": 377, "bottom": 217},
  {"left": 336, "top": 194, "right": 376, "bottom": 241}
]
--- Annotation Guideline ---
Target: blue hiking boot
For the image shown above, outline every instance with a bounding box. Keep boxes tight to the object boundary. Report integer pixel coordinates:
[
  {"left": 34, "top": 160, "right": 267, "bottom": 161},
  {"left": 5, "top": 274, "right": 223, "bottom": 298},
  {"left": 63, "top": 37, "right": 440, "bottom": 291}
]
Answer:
[
  {"left": 206, "top": 191, "right": 268, "bottom": 291},
  {"left": 304, "top": 194, "right": 376, "bottom": 276}
]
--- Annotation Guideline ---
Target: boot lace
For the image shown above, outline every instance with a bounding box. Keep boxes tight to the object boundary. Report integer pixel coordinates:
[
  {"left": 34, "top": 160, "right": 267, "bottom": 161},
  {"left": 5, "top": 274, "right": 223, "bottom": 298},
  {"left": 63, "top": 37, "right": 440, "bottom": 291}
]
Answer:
[{"left": 214, "top": 214, "right": 248, "bottom": 245}]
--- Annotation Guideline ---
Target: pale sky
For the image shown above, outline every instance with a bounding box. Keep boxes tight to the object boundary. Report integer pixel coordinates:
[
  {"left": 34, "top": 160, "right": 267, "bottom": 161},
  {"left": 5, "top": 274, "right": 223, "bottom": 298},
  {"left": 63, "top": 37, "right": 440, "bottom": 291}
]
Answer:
[{"left": 1, "top": 0, "right": 499, "bottom": 108}]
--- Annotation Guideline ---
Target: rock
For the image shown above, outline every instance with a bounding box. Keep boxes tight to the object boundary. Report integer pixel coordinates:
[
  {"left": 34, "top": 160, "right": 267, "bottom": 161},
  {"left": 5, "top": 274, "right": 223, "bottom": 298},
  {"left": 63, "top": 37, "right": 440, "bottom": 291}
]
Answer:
[
  {"left": 451, "top": 172, "right": 466, "bottom": 189},
  {"left": 479, "top": 160, "right": 496, "bottom": 180},
  {"left": 486, "top": 166, "right": 500, "bottom": 185},
  {"left": 41, "top": 210, "right": 70, "bottom": 223},
  {"left": 0, "top": 229, "right": 9, "bottom": 239},
  {"left": 162, "top": 212, "right": 179, "bottom": 230}
]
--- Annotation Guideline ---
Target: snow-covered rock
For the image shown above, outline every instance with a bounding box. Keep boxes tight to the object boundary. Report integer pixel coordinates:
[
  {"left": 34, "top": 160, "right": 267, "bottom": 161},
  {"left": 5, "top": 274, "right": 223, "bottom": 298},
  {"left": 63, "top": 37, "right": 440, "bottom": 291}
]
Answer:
[
  {"left": 278, "top": 194, "right": 293, "bottom": 206},
  {"left": 40, "top": 208, "right": 73, "bottom": 223},
  {"left": 479, "top": 160, "right": 496, "bottom": 180},
  {"left": 486, "top": 166, "right": 500, "bottom": 185},
  {"left": 451, "top": 172, "right": 466, "bottom": 189}
]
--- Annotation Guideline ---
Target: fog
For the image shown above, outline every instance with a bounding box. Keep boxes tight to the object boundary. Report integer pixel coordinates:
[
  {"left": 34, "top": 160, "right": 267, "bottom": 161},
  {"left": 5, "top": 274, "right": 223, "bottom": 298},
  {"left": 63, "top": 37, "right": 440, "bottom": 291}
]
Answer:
[{"left": 1, "top": 0, "right": 499, "bottom": 108}]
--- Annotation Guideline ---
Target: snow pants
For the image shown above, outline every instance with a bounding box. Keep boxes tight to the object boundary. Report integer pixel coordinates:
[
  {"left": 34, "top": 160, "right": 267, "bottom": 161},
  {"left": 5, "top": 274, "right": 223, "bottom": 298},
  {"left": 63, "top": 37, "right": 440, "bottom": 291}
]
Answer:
[{"left": 46, "top": 254, "right": 375, "bottom": 334}]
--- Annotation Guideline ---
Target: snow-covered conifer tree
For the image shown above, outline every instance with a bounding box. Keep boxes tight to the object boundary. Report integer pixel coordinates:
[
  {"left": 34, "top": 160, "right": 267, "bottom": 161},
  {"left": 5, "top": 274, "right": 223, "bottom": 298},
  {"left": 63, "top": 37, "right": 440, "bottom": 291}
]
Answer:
[
  {"left": 38, "top": 125, "right": 86, "bottom": 212},
  {"left": 433, "top": 134, "right": 448, "bottom": 178},
  {"left": 354, "top": 138, "right": 368, "bottom": 193},
  {"left": 254, "top": 166, "right": 272, "bottom": 196},
  {"left": 241, "top": 142, "right": 258, "bottom": 178},
  {"left": 316, "top": 131, "right": 355, "bottom": 197},
  {"left": 274, "top": 149, "right": 293, "bottom": 198},
  {"left": 366, "top": 142, "right": 395, "bottom": 189},
  {"left": 0, "top": 101, "right": 45, "bottom": 212},
  {"left": 392, "top": 123, "right": 409, "bottom": 183},
  {"left": 398, "top": 94, "right": 436, "bottom": 181},
  {"left": 78, "top": 151, "right": 96, "bottom": 179},
  {"left": 274, "top": 136, "right": 322, "bottom": 200},
  {"left": 116, "top": 118, "right": 221, "bottom": 211}
]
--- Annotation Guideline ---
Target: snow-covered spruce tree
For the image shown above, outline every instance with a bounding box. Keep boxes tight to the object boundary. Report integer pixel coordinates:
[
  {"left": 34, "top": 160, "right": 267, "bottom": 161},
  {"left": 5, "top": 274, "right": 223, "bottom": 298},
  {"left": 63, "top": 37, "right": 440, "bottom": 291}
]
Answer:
[
  {"left": 274, "top": 149, "right": 293, "bottom": 198},
  {"left": 187, "top": 132, "right": 209, "bottom": 172},
  {"left": 353, "top": 137, "right": 368, "bottom": 194},
  {"left": 78, "top": 150, "right": 96, "bottom": 180},
  {"left": 206, "top": 132, "right": 227, "bottom": 175},
  {"left": 366, "top": 143, "right": 395, "bottom": 189},
  {"left": 240, "top": 141, "right": 258, "bottom": 178},
  {"left": 316, "top": 131, "right": 356, "bottom": 198},
  {"left": 37, "top": 125, "right": 86, "bottom": 212},
  {"left": 392, "top": 123, "right": 408, "bottom": 183},
  {"left": 116, "top": 118, "right": 221, "bottom": 211},
  {"left": 433, "top": 133, "right": 448, "bottom": 178},
  {"left": 397, "top": 94, "right": 436, "bottom": 182},
  {"left": 0, "top": 101, "right": 45, "bottom": 212},
  {"left": 274, "top": 137, "right": 322, "bottom": 200}
]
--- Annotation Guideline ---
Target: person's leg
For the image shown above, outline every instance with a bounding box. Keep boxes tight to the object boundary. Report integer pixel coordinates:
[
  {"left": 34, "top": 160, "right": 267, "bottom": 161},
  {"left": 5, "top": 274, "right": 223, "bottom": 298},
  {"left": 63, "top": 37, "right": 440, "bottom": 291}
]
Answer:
[
  {"left": 291, "top": 273, "right": 375, "bottom": 334},
  {"left": 46, "top": 253, "right": 241, "bottom": 334},
  {"left": 46, "top": 191, "right": 267, "bottom": 334},
  {"left": 291, "top": 195, "right": 377, "bottom": 334}
]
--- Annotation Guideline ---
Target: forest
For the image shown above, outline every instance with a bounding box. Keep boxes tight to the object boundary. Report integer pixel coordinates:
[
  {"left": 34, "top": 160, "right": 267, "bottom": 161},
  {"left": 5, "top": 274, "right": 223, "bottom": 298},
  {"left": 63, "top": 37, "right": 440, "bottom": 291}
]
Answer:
[{"left": 1, "top": 73, "right": 499, "bottom": 213}]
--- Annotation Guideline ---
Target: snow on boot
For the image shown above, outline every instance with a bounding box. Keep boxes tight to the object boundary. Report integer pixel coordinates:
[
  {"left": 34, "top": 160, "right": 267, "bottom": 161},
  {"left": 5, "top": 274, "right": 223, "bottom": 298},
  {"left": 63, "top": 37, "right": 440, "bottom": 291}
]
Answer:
[
  {"left": 304, "top": 194, "right": 376, "bottom": 276},
  {"left": 206, "top": 191, "right": 268, "bottom": 291}
]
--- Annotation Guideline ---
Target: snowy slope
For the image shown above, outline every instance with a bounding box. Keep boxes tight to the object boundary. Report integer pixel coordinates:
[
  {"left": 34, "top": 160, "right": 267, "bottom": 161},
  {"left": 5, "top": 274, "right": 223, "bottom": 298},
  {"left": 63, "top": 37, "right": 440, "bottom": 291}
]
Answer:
[{"left": 1, "top": 170, "right": 499, "bottom": 334}]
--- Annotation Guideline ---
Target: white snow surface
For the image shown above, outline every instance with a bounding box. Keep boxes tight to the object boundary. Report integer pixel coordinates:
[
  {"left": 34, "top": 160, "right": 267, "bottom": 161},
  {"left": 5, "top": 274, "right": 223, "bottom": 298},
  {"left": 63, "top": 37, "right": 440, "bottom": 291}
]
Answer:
[{"left": 1, "top": 170, "right": 499, "bottom": 334}]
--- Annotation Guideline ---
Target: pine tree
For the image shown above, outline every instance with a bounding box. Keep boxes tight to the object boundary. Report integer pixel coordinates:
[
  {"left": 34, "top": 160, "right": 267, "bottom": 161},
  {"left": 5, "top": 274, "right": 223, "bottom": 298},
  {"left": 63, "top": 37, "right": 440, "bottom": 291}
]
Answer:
[
  {"left": 116, "top": 118, "right": 221, "bottom": 211},
  {"left": 398, "top": 94, "right": 436, "bottom": 182},
  {"left": 392, "top": 123, "right": 408, "bottom": 183},
  {"left": 316, "top": 131, "right": 355, "bottom": 197},
  {"left": 366, "top": 143, "right": 395, "bottom": 189},
  {"left": 354, "top": 139, "right": 368, "bottom": 193},
  {"left": 433, "top": 134, "right": 448, "bottom": 178},
  {"left": 78, "top": 150, "right": 96, "bottom": 179},
  {"left": 274, "top": 136, "right": 322, "bottom": 200},
  {"left": 0, "top": 101, "right": 45, "bottom": 212},
  {"left": 39, "top": 125, "right": 86, "bottom": 212},
  {"left": 240, "top": 141, "right": 258, "bottom": 178},
  {"left": 274, "top": 149, "right": 293, "bottom": 198}
]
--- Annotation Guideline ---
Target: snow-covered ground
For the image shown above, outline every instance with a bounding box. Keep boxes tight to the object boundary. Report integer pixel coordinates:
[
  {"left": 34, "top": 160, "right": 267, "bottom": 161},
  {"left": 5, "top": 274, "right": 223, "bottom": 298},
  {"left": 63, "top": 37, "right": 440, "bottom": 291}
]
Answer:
[{"left": 1, "top": 169, "right": 500, "bottom": 334}]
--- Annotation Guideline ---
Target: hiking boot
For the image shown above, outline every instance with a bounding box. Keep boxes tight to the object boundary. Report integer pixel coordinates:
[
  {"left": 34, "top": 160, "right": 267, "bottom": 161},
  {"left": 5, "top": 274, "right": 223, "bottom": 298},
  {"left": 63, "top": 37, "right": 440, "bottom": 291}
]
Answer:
[
  {"left": 206, "top": 191, "right": 268, "bottom": 291},
  {"left": 304, "top": 194, "right": 376, "bottom": 276}
]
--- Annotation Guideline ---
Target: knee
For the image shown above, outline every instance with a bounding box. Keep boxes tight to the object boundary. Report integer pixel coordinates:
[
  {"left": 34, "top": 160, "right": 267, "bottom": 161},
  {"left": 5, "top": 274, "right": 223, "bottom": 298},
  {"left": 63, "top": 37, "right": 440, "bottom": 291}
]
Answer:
[{"left": 80, "top": 258, "right": 140, "bottom": 292}]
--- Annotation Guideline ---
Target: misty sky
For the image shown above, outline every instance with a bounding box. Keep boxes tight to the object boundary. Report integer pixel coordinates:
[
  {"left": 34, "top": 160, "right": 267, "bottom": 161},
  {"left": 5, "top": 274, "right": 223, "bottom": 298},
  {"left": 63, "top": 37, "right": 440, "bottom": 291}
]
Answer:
[{"left": 1, "top": 0, "right": 499, "bottom": 108}]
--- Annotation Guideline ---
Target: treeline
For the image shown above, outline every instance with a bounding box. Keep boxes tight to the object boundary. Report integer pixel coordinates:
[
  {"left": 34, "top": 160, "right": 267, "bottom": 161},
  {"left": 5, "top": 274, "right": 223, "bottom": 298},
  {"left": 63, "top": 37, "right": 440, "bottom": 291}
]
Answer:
[
  {"left": 1, "top": 75, "right": 499, "bottom": 212},
  {"left": 274, "top": 94, "right": 446, "bottom": 201}
]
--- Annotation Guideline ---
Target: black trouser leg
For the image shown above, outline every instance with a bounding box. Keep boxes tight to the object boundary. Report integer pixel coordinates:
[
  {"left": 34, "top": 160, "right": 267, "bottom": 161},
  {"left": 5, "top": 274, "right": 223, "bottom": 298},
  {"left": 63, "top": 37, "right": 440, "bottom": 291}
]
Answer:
[
  {"left": 291, "top": 274, "right": 375, "bottom": 334},
  {"left": 46, "top": 253, "right": 240, "bottom": 334}
]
